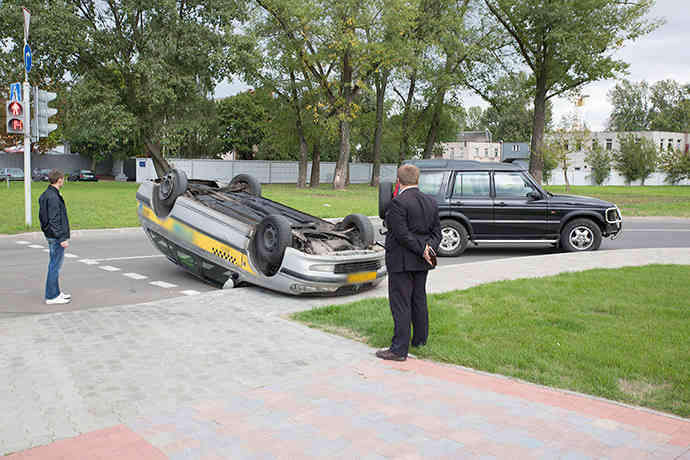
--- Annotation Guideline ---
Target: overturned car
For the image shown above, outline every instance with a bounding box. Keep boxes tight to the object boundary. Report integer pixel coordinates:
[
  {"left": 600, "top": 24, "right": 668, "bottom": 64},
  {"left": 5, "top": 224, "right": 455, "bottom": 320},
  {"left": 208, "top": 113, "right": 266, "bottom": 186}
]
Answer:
[{"left": 136, "top": 169, "right": 386, "bottom": 295}]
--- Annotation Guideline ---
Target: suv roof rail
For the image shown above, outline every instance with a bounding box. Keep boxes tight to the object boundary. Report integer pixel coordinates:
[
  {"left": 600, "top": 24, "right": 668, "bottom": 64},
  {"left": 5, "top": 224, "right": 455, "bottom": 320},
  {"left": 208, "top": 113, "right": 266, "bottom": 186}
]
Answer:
[{"left": 402, "top": 159, "right": 522, "bottom": 171}]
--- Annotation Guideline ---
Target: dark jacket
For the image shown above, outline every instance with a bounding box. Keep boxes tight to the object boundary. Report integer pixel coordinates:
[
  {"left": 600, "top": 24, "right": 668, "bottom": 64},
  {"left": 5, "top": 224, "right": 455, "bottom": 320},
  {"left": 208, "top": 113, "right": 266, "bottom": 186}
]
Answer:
[
  {"left": 38, "top": 185, "right": 70, "bottom": 243},
  {"left": 384, "top": 187, "right": 441, "bottom": 273}
]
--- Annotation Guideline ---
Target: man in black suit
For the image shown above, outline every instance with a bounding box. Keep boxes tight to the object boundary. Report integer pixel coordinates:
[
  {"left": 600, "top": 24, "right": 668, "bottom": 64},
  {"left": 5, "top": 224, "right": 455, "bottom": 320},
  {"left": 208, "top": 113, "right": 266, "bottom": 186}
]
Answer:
[{"left": 377, "top": 164, "right": 441, "bottom": 361}]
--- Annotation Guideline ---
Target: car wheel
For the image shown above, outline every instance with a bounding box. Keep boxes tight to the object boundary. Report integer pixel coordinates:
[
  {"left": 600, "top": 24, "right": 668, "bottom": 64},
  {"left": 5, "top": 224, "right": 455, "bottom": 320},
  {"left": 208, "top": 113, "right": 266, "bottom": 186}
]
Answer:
[
  {"left": 252, "top": 214, "right": 293, "bottom": 276},
  {"left": 151, "top": 183, "right": 173, "bottom": 218},
  {"left": 560, "top": 218, "right": 602, "bottom": 252},
  {"left": 378, "top": 181, "right": 394, "bottom": 219},
  {"left": 339, "top": 213, "right": 375, "bottom": 248},
  {"left": 438, "top": 220, "right": 469, "bottom": 257},
  {"left": 159, "top": 169, "right": 188, "bottom": 207},
  {"left": 229, "top": 174, "right": 261, "bottom": 196}
]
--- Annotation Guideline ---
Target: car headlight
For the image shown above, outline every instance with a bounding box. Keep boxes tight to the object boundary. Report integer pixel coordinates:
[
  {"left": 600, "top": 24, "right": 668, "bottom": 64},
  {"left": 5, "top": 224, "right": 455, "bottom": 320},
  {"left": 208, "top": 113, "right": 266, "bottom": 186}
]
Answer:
[{"left": 309, "top": 264, "right": 335, "bottom": 273}]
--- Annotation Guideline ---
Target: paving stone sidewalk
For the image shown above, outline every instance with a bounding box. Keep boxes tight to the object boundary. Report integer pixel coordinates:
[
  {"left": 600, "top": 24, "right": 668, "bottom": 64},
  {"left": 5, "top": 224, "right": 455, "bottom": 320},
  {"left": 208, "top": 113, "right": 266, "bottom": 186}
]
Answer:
[{"left": 1, "top": 248, "right": 689, "bottom": 459}]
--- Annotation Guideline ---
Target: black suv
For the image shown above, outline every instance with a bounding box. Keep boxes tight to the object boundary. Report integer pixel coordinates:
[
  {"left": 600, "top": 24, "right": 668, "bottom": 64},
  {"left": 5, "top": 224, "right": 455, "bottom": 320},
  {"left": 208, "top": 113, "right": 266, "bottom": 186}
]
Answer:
[{"left": 379, "top": 160, "right": 622, "bottom": 256}]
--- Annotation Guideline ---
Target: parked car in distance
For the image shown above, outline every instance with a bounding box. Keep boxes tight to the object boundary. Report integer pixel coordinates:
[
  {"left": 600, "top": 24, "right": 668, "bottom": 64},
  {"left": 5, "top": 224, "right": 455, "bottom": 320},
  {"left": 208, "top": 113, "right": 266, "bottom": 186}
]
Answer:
[
  {"left": 379, "top": 159, "right": 622, "bottom": 255},
  {"left": 0, "top": 167, "right": 25, "bottom": 181},
  {"left": 69, "top": 169, "right": 98, "bottom": 181},
  {"left": 32, "top": 168, "right": 52, "bottom": 181}
]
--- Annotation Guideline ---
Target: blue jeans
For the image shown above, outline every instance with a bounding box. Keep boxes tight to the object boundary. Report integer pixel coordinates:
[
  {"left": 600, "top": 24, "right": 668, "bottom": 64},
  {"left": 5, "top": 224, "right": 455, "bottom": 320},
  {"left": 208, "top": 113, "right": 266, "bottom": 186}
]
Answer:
[{"left": 45, "top": 238, "right": 65, "bottom": 300}]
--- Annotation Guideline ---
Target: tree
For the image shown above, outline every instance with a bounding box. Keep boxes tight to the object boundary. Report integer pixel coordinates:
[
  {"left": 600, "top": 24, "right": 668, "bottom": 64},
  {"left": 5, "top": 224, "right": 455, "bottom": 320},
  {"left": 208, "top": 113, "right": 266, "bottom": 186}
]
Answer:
[
  {"left": 648, "top": 79, "right": 690, "bottom": 132},
  {"left": 217, "top": 91, "right": 269, "bottom": 160},
  {"left": 585, "top": 144, "right": 613, "bottom": 186},
  {"left": 607, "top": 80, "right": 652, "bottom": 131},
  {"left": 1, "top": 0, "right": 245, "bottom": 178},
  {"left": 484, "top": 0, "right": 659, "bottom": 184},
  {"left": 542, "top": 114, "right": 586, "bottom": 191},
  {"left": 658, "top": 148, "right": 690, "bottom": 184},
  {"left": 615, "top": 134, "right": 658, "bottom": 185}
]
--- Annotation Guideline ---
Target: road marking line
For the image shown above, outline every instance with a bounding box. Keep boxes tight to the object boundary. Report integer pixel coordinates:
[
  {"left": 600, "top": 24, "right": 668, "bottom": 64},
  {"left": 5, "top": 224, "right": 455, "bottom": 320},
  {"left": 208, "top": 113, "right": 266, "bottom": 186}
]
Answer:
[
  {"left": 150, "top": 281, "right": 178, "bottom": 288},
  {"left": 625, "top": 229, "right": 690, "bottom": 232},
  {"left": 93, "top": 255, "right": 165, "bottom": 262},
  {"left": 16, "top": 241, "right": 30, "bottom": 245},
  {"left": 180, "top": 290, "right": 201, "bottom": 296},
  {"left": 65, "top": 253, "right": 78, "bottom": 258},
  {"left": 99, "top": 265, "right": 121, "bottom": 272},
  {"left": 28, "top": 244, "right": 43, "bottom": 249},
  {"left": 43, "top": 249, "right": 49, "bottom": 252},
  {"left": 79, "top": 259, "right": 99, "bottom": 265},
  {"left": 124, "top": 272, "right": 148, "bottom": 280}
]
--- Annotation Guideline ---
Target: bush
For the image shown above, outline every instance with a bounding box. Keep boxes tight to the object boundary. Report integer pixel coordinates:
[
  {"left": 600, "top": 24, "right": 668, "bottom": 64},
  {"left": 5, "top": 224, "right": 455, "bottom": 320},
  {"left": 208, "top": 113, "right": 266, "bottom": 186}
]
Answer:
[
  {"left": 659, "top": 149, "right": 690, "bottom": 184},
  {"left": 585, "top": 145, "right": 612, "bottom": 185},
  {"left": 614, "top": 134, "right": 658, "bottom": 185}
]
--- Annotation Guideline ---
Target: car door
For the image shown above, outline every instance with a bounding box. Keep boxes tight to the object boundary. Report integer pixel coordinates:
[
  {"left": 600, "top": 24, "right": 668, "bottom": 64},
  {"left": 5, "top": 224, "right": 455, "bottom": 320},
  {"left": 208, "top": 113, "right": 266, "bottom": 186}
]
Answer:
[
  {"left": 491, "top": 171, "right": 548, "bottom": 239},
  {"left": 448, "top": 170, "right": 492, "bottom": 236}
]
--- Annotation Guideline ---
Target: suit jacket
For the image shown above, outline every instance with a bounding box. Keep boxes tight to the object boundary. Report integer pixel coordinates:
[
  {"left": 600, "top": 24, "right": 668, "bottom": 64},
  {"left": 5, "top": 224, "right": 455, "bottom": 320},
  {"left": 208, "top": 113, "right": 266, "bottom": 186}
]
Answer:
[{"left": 384, "top": 187, "right": 441, "bottom": 273}]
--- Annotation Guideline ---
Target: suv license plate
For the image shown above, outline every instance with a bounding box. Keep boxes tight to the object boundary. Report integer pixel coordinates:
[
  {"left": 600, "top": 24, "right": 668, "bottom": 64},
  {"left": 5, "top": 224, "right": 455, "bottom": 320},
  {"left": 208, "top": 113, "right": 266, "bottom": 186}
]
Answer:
[{"left": 347, "top": 271, "right": 376, "bottom": 283}]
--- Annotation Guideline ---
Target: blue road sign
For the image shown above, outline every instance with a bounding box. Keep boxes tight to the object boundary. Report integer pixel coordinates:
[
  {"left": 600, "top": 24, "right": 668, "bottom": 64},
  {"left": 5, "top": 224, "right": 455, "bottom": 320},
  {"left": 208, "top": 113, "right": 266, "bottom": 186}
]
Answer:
[
  {"left": 10, "top": 83, "right": 21, "bottom": 102},
  {"left": 24, "top": 44, "right": 32, "bottom": 73}
]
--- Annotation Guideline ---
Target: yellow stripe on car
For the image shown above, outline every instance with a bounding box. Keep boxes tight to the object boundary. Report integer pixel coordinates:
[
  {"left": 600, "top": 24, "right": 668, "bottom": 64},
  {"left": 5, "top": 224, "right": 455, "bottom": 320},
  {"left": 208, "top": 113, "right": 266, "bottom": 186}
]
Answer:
[{"left": 140, "top": 204, "right": 255, "bottom": 275}]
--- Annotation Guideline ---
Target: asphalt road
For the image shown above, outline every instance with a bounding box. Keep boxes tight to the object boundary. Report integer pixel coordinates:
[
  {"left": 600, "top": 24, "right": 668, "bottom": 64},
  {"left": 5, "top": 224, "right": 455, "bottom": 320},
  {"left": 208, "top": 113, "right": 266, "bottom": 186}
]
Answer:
[{"left": 1, "top": 217, "right": 688, "bottom": 315}]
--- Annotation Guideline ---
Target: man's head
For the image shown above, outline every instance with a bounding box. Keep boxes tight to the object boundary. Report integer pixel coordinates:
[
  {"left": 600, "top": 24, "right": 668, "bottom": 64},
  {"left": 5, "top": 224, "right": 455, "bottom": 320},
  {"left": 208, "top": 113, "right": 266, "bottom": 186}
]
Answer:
[
  {"left": 48, "top": 169, "right": 65, "bottom": 188},
  {"left": 397, "top": 164, "right": 420, "bottom": 186}
]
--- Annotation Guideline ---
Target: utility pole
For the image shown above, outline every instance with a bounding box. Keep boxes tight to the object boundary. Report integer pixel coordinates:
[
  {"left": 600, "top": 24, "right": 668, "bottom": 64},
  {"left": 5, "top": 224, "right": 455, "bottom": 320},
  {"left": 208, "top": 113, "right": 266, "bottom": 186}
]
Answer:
[{"left": 22, "top": 6, "right": 32, "bottom": 227}]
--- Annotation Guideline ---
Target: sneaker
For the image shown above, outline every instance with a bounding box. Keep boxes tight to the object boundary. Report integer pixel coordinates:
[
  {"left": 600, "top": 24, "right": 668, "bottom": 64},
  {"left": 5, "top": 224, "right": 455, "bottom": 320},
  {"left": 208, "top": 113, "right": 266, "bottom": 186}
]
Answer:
[
  {"left": 46, "top": 296, "right": 71, "bottom": 305},
  {"left": 59, "top": 292, "right": 71, "bottom": 300}
]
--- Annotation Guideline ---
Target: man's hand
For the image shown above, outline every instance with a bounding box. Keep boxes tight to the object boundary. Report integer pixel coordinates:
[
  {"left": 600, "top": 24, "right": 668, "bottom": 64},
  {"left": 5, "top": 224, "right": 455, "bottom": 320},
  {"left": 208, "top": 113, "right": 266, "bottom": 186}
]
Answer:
[
  {"left": 423, "top": 244, "right": 435, "bottom": 266},
  {"left": 60, "top": 240, "right": 69, "bottom": 248}
]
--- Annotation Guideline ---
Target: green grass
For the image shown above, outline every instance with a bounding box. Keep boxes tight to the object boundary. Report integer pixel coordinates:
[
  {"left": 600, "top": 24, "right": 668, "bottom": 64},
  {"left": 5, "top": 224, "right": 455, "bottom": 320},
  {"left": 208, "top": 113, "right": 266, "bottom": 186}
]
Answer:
[
  {"left": 2, "top": 180, "right": 688, "bottom": 234},
  {"left": 544, "top": 185, "right": 690, "bottom": 217},
  {"left": 292, "top": 265, "right": 690, "bottom": 417}
]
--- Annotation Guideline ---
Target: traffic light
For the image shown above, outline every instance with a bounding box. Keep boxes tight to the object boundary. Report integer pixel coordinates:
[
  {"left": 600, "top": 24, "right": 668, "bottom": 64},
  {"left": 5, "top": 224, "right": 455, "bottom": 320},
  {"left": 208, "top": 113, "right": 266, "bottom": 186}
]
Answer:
[
  {"left": 35, "top": 89, "right": 57, "bottom": 138},
  {"left": 6, "top": 99, "right": 25, "bottom": 134}
]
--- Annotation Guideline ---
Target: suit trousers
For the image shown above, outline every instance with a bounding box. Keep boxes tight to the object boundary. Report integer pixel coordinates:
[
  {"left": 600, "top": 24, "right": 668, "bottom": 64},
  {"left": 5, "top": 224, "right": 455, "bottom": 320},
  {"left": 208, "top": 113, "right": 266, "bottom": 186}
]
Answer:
[{"left": 387, "top": 270, "right": 429, "bottom": 357}]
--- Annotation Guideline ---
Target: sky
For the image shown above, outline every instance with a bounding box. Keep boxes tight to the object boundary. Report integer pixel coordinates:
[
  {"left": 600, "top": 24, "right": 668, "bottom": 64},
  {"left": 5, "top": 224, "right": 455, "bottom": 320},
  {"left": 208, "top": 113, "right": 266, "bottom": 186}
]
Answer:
[{"left": 214, "top": 0, "right": 689, "bottom": 134}]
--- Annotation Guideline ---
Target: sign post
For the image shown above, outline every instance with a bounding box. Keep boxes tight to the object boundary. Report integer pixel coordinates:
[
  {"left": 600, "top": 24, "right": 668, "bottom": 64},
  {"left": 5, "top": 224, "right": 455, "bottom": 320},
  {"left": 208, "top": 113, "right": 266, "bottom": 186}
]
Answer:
[{"left": 22, "top": 6, "right": 32, "bottom": 227}]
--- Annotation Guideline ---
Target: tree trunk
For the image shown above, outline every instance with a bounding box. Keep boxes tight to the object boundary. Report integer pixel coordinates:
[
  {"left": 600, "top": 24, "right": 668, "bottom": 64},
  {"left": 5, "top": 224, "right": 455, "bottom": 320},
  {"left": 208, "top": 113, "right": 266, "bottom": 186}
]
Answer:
[
  {"left": 333, "top": 50, "right": 353, "bottom": 190},
  {"left": 333, "top": 119, "right": 351, "bottom": 189},
  {"left": 91, "top": 157, "right": 97, "bottom": 172},
  {"left": 290, "top": 71, "right": 308, "bottom": 188},
  {"left": 398, "top": 73, "right": 417, "bottom": 164},
  {"left": 370, "top": 70, "right": 389, "bottom": 186},
  {"left": 310, "top": 142, "right": 321, "bottom": 187},
  {"left": 144, "top": 138, "right": 171, "bottom": 179},
  {"left": 529, "top": 80, "right": 548, "bottom": 185},
  {"left": 562, "top": 163, "right": 570, "bottom": 192},
  {"left": 422, "top": 87, "right": 446, "bottom": 159}
]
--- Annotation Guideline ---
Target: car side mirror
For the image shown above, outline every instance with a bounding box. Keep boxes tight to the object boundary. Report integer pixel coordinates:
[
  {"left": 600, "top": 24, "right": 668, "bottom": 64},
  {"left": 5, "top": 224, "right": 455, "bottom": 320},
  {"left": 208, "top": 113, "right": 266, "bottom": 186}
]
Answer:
[{"left": 527, "top": 190, "right": 542, "bottom": 201}]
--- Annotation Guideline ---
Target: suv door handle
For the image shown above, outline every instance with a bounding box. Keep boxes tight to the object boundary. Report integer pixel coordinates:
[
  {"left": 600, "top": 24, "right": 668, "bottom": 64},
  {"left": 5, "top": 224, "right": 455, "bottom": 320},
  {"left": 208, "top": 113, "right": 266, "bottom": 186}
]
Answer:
[
  {"left": 496, "top": 201, "right": 507, "bottom": 206},
  {"left": 450, "top": 200, "right": 464, "bottom": 205}
]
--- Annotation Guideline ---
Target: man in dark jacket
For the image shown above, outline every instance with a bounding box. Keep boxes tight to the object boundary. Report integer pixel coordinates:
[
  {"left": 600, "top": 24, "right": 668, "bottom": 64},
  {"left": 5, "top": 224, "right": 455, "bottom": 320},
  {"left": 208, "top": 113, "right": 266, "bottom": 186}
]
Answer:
[
  {"left": 38, "top": 169, "right": 71, "bottom": 305},
  {"left": 377, "top": 164, "right": 441, "bottom": 361}
]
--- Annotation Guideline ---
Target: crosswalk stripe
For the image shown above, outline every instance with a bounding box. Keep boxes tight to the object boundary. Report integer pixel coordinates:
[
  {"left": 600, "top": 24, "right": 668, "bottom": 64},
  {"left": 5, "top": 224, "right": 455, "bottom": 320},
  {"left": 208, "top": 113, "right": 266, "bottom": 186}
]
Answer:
[
  {"left": 124, "top": 272, "right": 148, "bottom": 280},
  {"left": 150, "top": 281, "right": 178, "bottom": 288}
]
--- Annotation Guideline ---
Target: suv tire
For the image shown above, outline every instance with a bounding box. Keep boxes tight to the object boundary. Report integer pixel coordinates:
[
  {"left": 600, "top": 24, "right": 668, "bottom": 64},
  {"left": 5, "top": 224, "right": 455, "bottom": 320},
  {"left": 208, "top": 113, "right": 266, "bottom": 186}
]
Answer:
[
  {"left": 560, "top": 218, "right": 602, "bottom": 252},
  {"left": 438, "top": 219, "right": 469, "bottom": 257},
  {"left": 339, "top": 213, "right": 375, "bottom": 248},
  {"left": 252, "top": 214, "right": 293, "bottom": 276},
  {"left": 378, "top": 181, "right": 394, "bottom": 219},
  {"left": 229, "top": 173, "right": 261, "bottom": 196}
]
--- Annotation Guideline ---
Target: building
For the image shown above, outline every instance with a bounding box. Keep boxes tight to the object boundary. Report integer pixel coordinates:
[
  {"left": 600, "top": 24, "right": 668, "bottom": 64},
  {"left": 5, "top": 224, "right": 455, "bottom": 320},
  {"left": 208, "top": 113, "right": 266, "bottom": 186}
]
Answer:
[{"left": 440, "top": 131, "right": 502, "bottom": 162}]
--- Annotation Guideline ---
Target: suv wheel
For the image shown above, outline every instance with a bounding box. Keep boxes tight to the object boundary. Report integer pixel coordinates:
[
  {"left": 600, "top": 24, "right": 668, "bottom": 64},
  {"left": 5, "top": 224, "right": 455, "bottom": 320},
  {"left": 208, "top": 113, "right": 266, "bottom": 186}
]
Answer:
[
  {"left": 438, "top": 220, "right": 469, "bottom": 257},
  {"left": 560, "top": 218, "right": 602, "bottom": 252}
]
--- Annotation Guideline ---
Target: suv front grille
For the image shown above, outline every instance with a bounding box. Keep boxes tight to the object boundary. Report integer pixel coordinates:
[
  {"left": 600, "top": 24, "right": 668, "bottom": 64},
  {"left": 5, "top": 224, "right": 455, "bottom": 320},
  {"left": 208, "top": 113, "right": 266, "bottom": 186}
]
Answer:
[{"left": 334, "top": 260, "right": 382, "bottom": 274}]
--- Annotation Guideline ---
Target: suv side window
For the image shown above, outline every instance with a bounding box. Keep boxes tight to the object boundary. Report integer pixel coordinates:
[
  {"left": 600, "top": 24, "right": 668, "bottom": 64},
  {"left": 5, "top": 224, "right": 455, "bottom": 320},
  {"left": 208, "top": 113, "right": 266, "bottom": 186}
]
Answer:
[
  {"left": 418, "top": 171, "right": 445, "bottom": 195},
  {"left": 452, "top": 171, "right": 490, "bottom": 197},
  {"left": 494, "top": 172, "right": 536, "bottom": 197}
]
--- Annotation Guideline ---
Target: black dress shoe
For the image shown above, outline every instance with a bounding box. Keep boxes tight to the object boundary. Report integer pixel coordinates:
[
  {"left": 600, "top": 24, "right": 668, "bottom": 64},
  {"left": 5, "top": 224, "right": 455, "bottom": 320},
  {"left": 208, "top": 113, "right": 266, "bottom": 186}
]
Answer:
[
  {"left": 376, "top": 349, "right": 406, "bottom": 361},
  {"left": 411, "top": 341, "right": 427, "bottom": 347}
]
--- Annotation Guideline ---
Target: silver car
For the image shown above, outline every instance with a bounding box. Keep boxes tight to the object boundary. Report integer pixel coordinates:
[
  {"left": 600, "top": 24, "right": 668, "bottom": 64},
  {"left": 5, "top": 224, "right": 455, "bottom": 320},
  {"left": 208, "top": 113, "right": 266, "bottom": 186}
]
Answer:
[{"left": 136, "top": 169, "right": 386, "bottom": 295}]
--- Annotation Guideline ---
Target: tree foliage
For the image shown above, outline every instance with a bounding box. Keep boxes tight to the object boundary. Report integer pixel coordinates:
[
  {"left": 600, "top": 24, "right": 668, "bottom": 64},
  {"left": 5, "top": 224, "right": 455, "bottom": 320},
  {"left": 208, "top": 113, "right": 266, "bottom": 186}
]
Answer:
[
  {"left": 585, "top": 144, "right": 613, "bottom": 186},
  {"left": 658, "top": 149, "right": 690, "bottom": 184},
  {"left": 608, "top": 79, "right": 690, "bottom": 132},
  {"left": 614, "top": 134, "right": 659, "bottom": 185}
]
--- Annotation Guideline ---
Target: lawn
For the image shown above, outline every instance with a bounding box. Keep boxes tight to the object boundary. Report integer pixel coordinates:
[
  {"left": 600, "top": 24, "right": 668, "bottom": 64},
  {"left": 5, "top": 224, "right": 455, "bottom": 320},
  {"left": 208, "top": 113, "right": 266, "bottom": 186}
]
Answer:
[
  {"left": 544, "top": 185, "right": 690, "bottom": 217},
  {"left": 293, "top": 265, "right": 690, "bottom": 417},
  {"left": 2, "top": 180, "right": 688, "bottom": 234}
]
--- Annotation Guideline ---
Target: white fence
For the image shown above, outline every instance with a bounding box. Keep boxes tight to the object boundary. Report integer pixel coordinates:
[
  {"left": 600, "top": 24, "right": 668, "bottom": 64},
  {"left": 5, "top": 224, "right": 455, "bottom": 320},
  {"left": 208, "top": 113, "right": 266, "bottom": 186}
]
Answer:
[
  {"left": 547, "top": 168, "right": 689, "bottom": 186},
  {"left": 135, "top": 158, "right": 399, "bottom": 184}
]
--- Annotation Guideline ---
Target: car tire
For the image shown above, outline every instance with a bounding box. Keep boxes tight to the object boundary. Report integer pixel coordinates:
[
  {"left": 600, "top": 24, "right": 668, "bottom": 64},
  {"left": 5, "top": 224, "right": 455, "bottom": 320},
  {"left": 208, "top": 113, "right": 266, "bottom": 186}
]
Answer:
[
  {"left": 560, "top": 218, "right": 602, "bottom": 252},
  {"left": 438, "top": 219, "right": 469, "bottom": 257},
  {"left": 151, "top": 183, "right": 173, "bottom": 218},
  {"left": 378, "top": 181, "right": 394, "bottom": 219},
  {"left": 339, "top": 213, "right": 375, "bottom": 248},
  {"left": 159, "top": 169, "right": 188, "bottom": 207},
  {"left": 229, "top": 174, "right": 261, "bottom": 196},
  {"left": 252, "top": 214, "right": 293, "bottom": 276}
]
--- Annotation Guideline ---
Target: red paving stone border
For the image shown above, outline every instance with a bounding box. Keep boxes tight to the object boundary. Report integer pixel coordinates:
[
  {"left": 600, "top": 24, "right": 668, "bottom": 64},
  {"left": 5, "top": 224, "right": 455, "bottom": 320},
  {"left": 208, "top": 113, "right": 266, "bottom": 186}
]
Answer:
[
  {"left": 5, "top": 425, "right": 169, "bottom": 460},
  {"left": 385, "top": 358, "right": 690, "bottom": 447}
]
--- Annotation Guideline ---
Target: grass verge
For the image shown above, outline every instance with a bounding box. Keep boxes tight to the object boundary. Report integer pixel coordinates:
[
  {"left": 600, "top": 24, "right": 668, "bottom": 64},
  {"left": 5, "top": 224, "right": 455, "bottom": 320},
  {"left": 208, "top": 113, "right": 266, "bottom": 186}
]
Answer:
[{"left": 292, "top": 265, "right": 690, "bottom": 417}]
